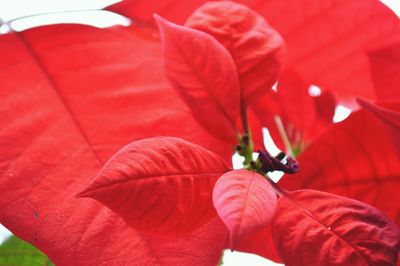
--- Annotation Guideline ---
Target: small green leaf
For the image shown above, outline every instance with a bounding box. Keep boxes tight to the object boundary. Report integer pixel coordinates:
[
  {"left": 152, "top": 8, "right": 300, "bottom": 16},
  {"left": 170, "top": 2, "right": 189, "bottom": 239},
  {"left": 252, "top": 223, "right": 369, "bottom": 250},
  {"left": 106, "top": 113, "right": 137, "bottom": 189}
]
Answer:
[{"left": 0, "top": 235, "right": 54, "bottom": 266}]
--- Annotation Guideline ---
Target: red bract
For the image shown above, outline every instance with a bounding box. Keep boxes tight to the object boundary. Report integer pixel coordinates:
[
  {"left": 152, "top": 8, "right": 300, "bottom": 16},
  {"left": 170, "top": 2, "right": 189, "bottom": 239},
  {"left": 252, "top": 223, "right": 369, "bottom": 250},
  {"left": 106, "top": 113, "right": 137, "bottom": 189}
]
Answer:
[
  {"left": 272, "top": 190, "right": 400, "bottom": 266},
  {"left": 185, "top": 1, "right": 286, "bottom": 103},
  {"left": 252, "top": 70, "right": 337, "bottom": 151},
  {"left": 213, "top": 170, "right": 277, "bottom": 248},
  {"left": 281, "top": 108, "right": 400, "bottom": 224},
  {"left": 0, "top": 25, "right": 230, "bottom": 264},
  {"left": 155, "top": 14, "right": 241, "bottom": 143},
  {"left": 109, "top": 0, "right": 400, "bottom": 104},
  {"left": 79, "top": 137, "right": 229, "bottom": 237},
  {"left": 358, "top": 99, "right": 400, "bottom": 158}
]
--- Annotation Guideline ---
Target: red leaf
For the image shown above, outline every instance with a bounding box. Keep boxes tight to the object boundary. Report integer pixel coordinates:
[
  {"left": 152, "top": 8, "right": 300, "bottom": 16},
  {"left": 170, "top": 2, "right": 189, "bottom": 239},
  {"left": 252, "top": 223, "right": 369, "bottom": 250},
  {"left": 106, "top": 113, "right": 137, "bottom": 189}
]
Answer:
[
  {"left": 280, "top": 109, "right": 400, "bottom": 224},
  {"left": 79, "top": 136, "right": 229, "bottom": 237},
  {"left": 233, "top": 223, "right": 282, "bottom": 263},
  {"left": 369, "top": 41, "right": 400, "bottom": 101},
  {"left": 154, "top": 14, "right": 241, "bottom": 142},
  {"left": 185, "top": 1, "right": 286, "bottom": 103},
  {"left": 110, "top": 0, "right": 400, "bottom": 104},
  {"left": 213, "top": 170, "right": 277, "bottom": 247},
  {"left": 272, "top": 190, "right": 400, "bottom": 266},
  {"left": 0, "top": 25, "right": 230, "bottom": 264},
  {"left": 358, "top": 99, "right": 400, "bottom": 159}
]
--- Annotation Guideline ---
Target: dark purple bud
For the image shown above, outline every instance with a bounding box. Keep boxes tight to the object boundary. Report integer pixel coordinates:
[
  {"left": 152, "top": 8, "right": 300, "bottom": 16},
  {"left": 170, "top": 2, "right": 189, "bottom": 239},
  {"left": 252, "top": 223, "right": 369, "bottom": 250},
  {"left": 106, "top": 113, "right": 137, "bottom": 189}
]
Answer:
[
  {"left": 285, "top": 156, "right": 300, "bottom": 174},
  {"left": 258, "top": 150, "right": 299, "bottom": 174},
  {"left": 275, "top": 152, "right": 286, "bottom": 161}
]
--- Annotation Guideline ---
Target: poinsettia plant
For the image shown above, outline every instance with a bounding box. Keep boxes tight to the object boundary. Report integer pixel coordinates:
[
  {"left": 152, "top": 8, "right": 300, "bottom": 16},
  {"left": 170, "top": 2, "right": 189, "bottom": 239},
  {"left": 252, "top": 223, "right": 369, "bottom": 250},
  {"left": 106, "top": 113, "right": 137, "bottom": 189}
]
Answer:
[{"left": 1, "top": 0, "right": 400, "bottom": 265}]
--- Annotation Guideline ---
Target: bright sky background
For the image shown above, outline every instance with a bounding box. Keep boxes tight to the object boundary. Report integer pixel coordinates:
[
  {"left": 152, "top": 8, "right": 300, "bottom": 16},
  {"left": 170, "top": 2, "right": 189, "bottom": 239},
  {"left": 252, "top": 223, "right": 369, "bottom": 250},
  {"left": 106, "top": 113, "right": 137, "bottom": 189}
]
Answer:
[{"left": 0, "top": 0, "right": 399, "bottom": 265}]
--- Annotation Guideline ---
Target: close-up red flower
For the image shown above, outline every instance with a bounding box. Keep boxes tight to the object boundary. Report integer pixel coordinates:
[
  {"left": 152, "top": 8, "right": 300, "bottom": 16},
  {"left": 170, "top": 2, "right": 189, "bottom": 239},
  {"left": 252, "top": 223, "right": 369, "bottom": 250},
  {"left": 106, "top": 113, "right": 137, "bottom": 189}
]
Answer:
[{"left": 0, "top": 0, "right": 399, "bottom": 265}]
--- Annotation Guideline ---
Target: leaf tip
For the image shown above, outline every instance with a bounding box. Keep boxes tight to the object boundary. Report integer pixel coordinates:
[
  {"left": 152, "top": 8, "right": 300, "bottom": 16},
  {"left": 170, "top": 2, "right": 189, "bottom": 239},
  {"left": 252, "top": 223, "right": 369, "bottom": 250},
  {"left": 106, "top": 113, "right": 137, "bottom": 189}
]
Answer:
[
  {"left": 356, "top": 98, "right": 369, "bottom": 108},
  {"left": 75, "top": 187, "right": 92, "bottom": 199},
  {"left": 153, "top": 13, "right": 161, "bottom": 23},
  {"left": 153, "top": 13, "right": 168, "bottom": 31}
]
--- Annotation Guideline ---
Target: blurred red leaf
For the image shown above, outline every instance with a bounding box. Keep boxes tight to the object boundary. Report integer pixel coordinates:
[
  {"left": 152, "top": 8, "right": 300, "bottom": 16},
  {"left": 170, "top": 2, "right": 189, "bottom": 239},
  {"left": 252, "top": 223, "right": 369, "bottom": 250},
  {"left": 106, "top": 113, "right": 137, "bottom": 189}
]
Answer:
[
  {"left": 155, "top": 14, "right": 240, "bottom": 142},
  {"left": 0, "top": 24, "right": 231, "bottom": 264},
  {"left": 358, "top": 99, "right": 400, "bottom": 159},
  {"left": 281, "top": 109, "right": 400, "bottom": 224},
  {"left": 251, "top": 76, "right": 336, "bottom": 152},
  {"left": 275, "top": 71, "right": 316, "bottom": 143},
  {"left": 185, "top": 1, "right": 286, "bottom": 103},
  {"left": 369, "top": 41, "right": 400, "bottom": 101},
  {"left": 313, "top": 89, "right": 337, "bottom": 125},
  {"left": 213, "top": 170, "right": 277, "bottom": 248},
  {"left": 79, "top": 137, "right": 229, "bottom": 237},
  {"left": 272, "top": 190, "right": 400, "bottom": 266}
]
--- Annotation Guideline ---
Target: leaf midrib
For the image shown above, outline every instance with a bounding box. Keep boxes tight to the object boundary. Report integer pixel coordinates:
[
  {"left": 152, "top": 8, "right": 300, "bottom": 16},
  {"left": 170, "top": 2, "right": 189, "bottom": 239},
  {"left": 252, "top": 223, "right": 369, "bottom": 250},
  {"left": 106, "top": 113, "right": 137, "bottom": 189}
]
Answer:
[{"left": 83, "top": 171, "right": 226, "bottom": 195}]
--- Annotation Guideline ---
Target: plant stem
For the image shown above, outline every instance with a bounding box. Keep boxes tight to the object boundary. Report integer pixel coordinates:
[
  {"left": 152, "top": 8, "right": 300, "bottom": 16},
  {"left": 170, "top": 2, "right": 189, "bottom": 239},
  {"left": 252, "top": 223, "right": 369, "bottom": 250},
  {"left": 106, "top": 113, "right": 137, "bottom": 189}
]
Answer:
[
  {"left": 273, "top": 115, "right": 294, "bottom": 157},
  {"left": 242, "top": 133, "right": 254, "bottom": 166},
  {"left": 240, "top": 99, "right": 249, "bottom": 134}
]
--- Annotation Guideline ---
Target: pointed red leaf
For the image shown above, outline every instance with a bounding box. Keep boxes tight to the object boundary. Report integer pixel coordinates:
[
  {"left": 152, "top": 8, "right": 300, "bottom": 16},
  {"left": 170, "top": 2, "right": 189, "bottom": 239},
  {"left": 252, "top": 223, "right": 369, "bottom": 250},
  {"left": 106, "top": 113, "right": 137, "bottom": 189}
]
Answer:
[
  {"left": 272, "top": 190, "right": 400, "bottom": 265},
  {"left": 154, "top": 14, "right": 241, "bottom": 142},
  {"left": 281, "top": 109, "right": 400, "bottom": 224},
  {"left": 358, "top": 99, "right": 400, "bottom": 158},
  {"left": 0, "top": 24, "right": 230, "bottom": 264},
  {"left": 79, "top": 136, "right": 229, "bottom": 236},
  {"left": 213, "top": 170, "right": 277, "bottom": 247},
  {"left": 185, "top": 1, "right": 286, "bottom": 103}
]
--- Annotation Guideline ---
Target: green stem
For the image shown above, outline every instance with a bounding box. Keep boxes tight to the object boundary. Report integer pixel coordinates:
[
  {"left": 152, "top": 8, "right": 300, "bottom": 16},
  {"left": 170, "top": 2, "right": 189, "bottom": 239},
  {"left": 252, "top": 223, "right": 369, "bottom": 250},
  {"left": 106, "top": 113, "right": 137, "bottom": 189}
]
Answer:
[
  {"left": 243, "top": 136, "right": 253, "bottom": 166},
  {"left": 273, "top": 116, "right": 294, "bottom": 157}
]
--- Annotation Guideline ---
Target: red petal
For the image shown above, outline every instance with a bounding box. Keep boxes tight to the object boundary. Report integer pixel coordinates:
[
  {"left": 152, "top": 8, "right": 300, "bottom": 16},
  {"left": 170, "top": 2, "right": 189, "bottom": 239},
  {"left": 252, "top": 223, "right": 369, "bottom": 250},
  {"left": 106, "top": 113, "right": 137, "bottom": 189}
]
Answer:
[
  {"left": 212, "top": 170, "right": 277, "bottom": 248},
  {"left": 272, "top": 190, "right": 400, "bottom": 265},
  {"left": 79, "top": 137, "right": 229, "bottom": 237},
  {"left": 154, "top": 14, "right": 241, "bottom": 142},
  {"left": 0, "top": 25, "right": 230, "bottom": 264},
  {"left": 185, "top": 1, "right": 286, "bottom": 103},
  {"left": 281, "top": 109, "right": 400, "bottom": 224}
]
